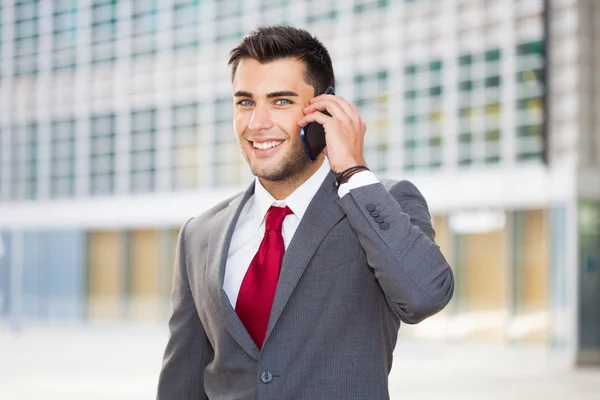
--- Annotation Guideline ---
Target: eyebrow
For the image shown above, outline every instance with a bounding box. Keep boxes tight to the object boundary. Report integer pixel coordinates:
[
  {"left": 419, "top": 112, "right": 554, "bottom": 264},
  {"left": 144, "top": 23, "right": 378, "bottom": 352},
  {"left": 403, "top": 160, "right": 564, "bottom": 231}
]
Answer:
[{"left": 233, "top": 90, "right": 299, "bottom": 98}]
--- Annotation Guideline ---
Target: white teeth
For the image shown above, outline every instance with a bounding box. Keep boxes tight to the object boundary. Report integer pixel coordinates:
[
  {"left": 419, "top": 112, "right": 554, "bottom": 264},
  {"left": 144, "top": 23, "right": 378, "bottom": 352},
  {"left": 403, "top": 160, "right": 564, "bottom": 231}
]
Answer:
[{"left": 253, "top": 140, "right": 283, "bottom": 150}]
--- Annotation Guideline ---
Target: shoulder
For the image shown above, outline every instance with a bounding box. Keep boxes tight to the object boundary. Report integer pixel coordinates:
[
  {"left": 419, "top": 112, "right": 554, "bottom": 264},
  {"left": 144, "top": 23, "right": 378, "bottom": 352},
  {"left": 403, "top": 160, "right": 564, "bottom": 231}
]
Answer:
[
  {"left": 181, "top": 190, "right": 247, "bottom": 237},
  {"left": 379, "top": 177, "right": 426, "bottom": 201}
]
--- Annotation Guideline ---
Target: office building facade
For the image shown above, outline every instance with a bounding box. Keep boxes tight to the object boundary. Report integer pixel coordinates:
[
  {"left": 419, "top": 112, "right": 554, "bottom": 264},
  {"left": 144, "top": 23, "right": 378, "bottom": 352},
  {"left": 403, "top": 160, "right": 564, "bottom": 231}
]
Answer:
[{"left": 0, "top": 0, "right": 598, "bottom": 364}]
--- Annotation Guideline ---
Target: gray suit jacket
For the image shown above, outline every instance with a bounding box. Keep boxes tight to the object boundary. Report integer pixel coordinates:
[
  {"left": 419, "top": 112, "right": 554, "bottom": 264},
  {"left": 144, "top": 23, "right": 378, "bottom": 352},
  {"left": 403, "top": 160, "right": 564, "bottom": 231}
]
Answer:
[{"left": 157, "top": 171, "right": 454, "bottom": 400}]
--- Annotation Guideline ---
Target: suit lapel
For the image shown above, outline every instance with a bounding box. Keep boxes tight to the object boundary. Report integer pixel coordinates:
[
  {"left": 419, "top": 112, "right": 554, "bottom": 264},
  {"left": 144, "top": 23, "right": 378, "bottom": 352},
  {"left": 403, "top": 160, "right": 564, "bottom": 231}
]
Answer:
[
  {"left": 206, "top": 182, "right": 261, "bottom": 360},
  {"left": 264, "top": 171, "right": 345, "bottom": 343}
]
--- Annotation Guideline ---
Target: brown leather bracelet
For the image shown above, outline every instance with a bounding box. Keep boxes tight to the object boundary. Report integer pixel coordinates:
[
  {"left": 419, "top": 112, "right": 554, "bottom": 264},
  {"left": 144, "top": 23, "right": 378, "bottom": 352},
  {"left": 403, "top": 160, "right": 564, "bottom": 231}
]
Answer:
[{"left": 334, "top": 165, "right": 370, "bottom": 188}]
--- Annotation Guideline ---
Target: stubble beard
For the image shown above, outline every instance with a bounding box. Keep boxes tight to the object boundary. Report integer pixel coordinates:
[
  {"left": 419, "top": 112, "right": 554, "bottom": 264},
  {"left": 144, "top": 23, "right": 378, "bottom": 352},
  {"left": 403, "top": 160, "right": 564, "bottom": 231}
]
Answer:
[{"left": 248, "top": 142, "right": 312, "bottom": 185}]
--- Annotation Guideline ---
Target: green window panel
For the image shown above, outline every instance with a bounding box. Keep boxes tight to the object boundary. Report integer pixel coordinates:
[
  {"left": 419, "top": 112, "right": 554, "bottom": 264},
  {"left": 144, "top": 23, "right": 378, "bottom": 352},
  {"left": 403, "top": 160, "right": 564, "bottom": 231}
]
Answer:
[
  {"left": 52, "top": 0, "right": 78, "bottom": 71},
  {"left": 306, "top": 10, "right": 338, "bottom": 24},
  {"left": 354, "top": 0, "right": 389, "bottom": 13},
  {"left": 459, "top": 54, "right": 474, "bottom": 66},
  {"left": 90, "top": 0, "right": 117, "bottom": 64},
  {"left": 404, "top": 64, "right": 418, "bottom": 75},
  {"left": 130, "top": 109, "right": 157, "bottom": 193},
  {"left": 485, "top": 129, "right": 501, "bottom": 141},
  {"left": 50, "top": 119, "right": 76, "bottom": 198},
  {"left": 354, "top": 70, "right": 390, "bottom": 173},
  {"left": 131, "top": 0, "right": 159, "bottom": 57},
  {"left": 485, "top": 76, "right": 501, "bottom": 88},
  {"left": 429, "top": 60, "right": 443, "bottom": 71},
  {"left": 215, "top": 0, "right": 244, "bottom": 43},
  {"left": 13, "top": 1, "right": 40, "bottom": 75},
  {"left": 429, "top": 86, "right": 443, "bottom": 96},
  {"left": 173, "top": 1, "right": 201, "bottom": 50},
  {"left": 458, "top": 132, "right": 473, "bottom": 143},
  {"left": 172, "top": 103, "right": 201, "bottom": 190},
  {"left": 485, "top": 155, "right": 501, "bottom": 164},
  {"left": 90, "top": 114, "right": 116, "bottom": 196},
  {"left": 517, "top": 125, "right": 542, "bottom": 138},
  {"left": 485, "top": 49, "right": 501, "bottom": 62},
  {"left": 517, "top": 40, "right": 545, "bottom": 56},
  {"left": 11, "top": 123, "right": 38, "bottom": 200}
]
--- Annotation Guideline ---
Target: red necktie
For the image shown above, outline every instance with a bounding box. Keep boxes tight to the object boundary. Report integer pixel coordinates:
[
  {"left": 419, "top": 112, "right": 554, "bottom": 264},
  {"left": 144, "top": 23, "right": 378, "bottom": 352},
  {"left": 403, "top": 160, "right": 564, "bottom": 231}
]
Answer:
[{"left": 235, "top": 205, "right": 293, "bottom": 349}]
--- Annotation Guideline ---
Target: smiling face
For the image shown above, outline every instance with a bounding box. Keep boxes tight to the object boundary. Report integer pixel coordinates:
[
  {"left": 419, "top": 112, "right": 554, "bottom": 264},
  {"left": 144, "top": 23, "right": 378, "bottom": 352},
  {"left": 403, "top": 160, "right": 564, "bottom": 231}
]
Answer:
[{"left": 232, "top": 57, "right": 323, "bottom": 198}]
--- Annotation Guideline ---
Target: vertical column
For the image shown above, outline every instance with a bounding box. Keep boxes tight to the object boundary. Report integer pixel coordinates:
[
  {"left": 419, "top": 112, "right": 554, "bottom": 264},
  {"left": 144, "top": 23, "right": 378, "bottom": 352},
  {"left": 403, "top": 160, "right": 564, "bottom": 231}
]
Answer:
[
  {"left": 75, "top": 0, "right": 92, "bottom": 197},
  {"left": 441, "top": 0, "right": 458, "bottom": 171},
  {"left": 36, "top": 0, "right": 53, "bottom": 200},
  {"left": 198, "top": 0, "right": 217, "bottom": 187},
  {"left": 499, "top": 0, "right": 516, "bottom": 167},
  {"left": 384, "top": 1, "right": 405, "bottom": 174},
  {"left": 0, "top": 3, "right": 15, "bottom": 201},
  {"left": 115, "top": 1, "right": 132, "bottom": 195},
  {"left": 155, "top": 0, "right": 174, "bottom": 193}
]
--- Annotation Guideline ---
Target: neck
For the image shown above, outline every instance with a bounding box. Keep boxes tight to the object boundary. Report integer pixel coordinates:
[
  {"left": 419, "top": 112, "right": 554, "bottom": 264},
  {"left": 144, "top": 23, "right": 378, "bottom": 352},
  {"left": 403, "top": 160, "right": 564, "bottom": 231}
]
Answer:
[{"left": 259, "top": 157, "right": 324, "bottom": 200}]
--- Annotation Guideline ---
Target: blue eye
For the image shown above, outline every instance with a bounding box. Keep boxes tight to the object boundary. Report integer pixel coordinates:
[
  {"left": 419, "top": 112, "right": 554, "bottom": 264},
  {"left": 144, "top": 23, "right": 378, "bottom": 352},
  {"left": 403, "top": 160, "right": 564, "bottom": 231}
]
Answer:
[
  {"left": 238, "top": 99, "right": 253, "bottom": 106},
  {"left": 275, "top": 99, "right": 292, "bottom": 105}
]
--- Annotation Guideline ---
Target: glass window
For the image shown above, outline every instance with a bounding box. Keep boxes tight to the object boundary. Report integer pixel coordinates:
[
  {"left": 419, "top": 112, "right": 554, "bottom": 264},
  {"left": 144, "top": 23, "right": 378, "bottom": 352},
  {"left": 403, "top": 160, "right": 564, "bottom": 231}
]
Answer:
[
  {"left": 0, "top": 5, "right": 3, "bottom": 55},
  {"left": 130, "top": 109, "right": 156, "bottom": 193},
  {"left": 354, "top": 70, "right": 390, "bottom": 173},
  {"left": 173, "top": 0, "right": 200, "bottom": 50},
  {"left": 13, "top": 0, "right": 39, "bottom": 76},
  {"left": 354, "top": 0, "right": 389, "bottom": 13},
  {"left": 213, "top": 97, "right": 246, "bottom": 186},
  {"left": 215, "top": 0, "right": 244, "bottom": 43},
  {"left": 457, "top": 48, "right": 503, "bottom": 166},
  {"left": 259, "top": 0, "right": 288, "bottom": 10},
  {"left": 50, "top": 119, "right": 76, "bottom": 198},
  {"left": 172, "top": 103, "right": 203, "bottom": 190},
  {"left": 90, "top": 114, "right": 116, "bottom": 196},
  {"left": 403, "top": 60, "right": 443, "bottom": 171},
  {"left": 515, "top": 40, "right": 545, "bottom": 162},
  {"left": 306, "top": 0, "right": 338, "bottom": 24},
  {"left": 11, "top": 123, "right": 38, "bottom": 200},
  {"left": 131, "top": 0, "right": 158, "bottom": 57},
  {"left": 91, "top": 0, "right": 117, "bottom": 65},
  {"left": 52, "top": 0, "right": 78, "bottom": 71}
]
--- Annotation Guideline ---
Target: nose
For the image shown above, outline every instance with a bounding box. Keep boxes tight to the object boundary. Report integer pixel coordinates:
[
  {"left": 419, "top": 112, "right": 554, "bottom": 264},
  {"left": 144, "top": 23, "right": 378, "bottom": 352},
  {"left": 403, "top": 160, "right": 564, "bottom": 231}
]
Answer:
[{"left": 248, "top": 104, "right": 273, "bottom": 132}]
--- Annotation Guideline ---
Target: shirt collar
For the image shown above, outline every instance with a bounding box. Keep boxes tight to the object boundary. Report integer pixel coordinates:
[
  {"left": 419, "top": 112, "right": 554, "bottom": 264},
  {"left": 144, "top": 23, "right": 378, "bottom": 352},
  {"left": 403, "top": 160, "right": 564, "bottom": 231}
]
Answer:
[{"left": 252, "top": 157, "right": 331, "bottom": 233}]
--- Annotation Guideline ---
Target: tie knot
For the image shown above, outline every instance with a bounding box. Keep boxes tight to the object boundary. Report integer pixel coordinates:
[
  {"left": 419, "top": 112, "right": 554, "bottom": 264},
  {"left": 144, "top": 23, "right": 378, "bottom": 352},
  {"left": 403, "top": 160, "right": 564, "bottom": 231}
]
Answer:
[{"left": 265, "top": 206, "right": 293, "bottom": 232}]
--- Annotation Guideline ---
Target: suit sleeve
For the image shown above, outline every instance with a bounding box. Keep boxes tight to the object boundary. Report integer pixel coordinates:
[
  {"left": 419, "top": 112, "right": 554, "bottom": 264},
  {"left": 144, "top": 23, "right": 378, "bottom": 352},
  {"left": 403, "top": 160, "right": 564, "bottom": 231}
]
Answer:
[
  {"left": 338, "top": 180, "right": 454, "bottom": 324},
  {"left": 157, "top": 218, "right": 211, "bottom": 400}
]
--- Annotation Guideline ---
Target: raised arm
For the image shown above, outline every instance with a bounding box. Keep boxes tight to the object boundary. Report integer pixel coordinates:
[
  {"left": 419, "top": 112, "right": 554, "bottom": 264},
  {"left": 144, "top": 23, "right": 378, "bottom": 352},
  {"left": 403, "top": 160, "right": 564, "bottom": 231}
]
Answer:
[{"left": 338, "top": 180, "right": 454, "bottom": 324}]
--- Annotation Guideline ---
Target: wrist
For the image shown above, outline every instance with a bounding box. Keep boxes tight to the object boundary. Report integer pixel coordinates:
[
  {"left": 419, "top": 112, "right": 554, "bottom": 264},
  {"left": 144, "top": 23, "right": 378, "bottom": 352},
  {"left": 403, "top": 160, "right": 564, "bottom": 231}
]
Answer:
[{"left": 334, "top": 165, "right": 370, "bottom": 188}]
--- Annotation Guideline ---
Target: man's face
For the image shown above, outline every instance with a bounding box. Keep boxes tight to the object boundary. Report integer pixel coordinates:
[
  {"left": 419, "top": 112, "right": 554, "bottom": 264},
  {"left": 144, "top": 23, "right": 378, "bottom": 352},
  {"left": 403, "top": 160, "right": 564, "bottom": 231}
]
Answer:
[{"left": 232, "top": 58, "right": 316, "bottom": 183}]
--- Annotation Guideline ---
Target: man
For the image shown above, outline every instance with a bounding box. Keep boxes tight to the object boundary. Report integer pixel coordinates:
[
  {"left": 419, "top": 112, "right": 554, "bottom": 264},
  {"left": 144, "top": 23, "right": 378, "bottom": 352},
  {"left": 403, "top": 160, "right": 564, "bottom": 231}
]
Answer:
[{"left": 157, "top": 26, "right": 454, "bottom": 400}]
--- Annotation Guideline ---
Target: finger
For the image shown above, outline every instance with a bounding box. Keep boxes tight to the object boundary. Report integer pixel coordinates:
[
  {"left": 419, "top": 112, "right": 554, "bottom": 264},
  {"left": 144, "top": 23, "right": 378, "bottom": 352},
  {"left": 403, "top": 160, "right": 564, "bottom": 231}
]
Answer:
[
  {"left": 297, "top": 111, "right": 332, "bottom": 127},
  {"left": 311, "top": 95, "right": 357, "bottom": 120},
  {"left": 304, "top": 99, "right": 348, "bottom": 121}
]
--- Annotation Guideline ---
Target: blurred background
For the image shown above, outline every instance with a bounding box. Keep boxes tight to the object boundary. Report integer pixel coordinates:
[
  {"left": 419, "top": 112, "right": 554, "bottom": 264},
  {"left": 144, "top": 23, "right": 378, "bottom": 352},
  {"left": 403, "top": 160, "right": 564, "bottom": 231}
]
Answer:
[{"left": 0, "top": 0, "right": 599, "bottom": 399}]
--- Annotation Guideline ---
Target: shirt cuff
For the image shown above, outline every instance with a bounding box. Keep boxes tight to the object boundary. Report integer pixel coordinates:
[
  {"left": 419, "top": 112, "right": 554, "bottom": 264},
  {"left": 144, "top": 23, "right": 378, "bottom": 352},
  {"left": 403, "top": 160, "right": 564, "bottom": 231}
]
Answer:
[{"left": 337, "top": 170, "right": 380, "bottom": 198}]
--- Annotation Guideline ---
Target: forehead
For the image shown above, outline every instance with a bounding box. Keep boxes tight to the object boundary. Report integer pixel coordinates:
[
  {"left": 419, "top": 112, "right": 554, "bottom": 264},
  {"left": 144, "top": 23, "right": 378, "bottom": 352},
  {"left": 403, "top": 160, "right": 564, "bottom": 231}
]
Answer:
[{"left": 232, "top": 58, "right": 311, "bottom": 94}]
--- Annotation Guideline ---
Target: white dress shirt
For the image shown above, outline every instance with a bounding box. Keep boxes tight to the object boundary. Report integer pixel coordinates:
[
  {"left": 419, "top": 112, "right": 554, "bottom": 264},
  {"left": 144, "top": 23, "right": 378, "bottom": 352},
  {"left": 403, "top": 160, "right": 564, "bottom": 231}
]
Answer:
[{"left": 223, "top": 157, "right": 379, "bottom": 307}]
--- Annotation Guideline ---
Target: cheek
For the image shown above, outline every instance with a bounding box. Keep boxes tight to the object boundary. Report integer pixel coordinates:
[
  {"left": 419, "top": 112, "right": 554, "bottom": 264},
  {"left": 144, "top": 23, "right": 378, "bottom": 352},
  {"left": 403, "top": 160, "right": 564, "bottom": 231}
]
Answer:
[
  {"left": 233, "top": 113, "right": 249, "bottom": 137},
  {"left": 273, "top": 111, "right": 302, "bottom": 137}
]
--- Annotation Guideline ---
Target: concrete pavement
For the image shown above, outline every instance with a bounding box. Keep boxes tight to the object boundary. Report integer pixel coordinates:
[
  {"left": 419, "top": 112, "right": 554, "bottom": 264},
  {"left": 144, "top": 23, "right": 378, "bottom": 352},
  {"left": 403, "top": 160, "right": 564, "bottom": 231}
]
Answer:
[{"left": 0, "top": 323, "right": 598, "bottom": 400}]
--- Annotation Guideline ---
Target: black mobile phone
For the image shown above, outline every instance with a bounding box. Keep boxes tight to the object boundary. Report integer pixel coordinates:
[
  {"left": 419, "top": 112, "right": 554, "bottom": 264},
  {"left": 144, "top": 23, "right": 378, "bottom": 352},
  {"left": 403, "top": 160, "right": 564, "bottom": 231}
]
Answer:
[{"left": 300, "top": 86, "right": 335, "bottom": 162}]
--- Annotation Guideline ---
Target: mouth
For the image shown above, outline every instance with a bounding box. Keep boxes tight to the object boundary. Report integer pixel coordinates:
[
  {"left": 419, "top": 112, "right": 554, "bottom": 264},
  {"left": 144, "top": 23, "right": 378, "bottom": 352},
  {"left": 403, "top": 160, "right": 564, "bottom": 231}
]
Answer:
[
  {"left": 251, "top": 140, "right": 284, "bottom": 150},
  {"left": 249, "top": 139, "right": 286, "bottom": 158}
]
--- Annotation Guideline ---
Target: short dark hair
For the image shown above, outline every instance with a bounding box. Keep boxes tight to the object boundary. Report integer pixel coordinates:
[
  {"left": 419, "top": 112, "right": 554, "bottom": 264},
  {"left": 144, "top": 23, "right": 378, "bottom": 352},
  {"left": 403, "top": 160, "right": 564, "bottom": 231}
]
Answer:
[{"left": 228, "top": 25, "right": 335, "bottom": 95}]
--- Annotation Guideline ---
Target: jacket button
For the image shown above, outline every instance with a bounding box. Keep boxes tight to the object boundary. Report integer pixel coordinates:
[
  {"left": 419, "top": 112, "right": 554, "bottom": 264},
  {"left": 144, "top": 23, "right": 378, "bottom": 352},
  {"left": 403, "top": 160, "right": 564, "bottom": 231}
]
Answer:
[
  {"left": 374, "top": 216, "right": 384, "bottom": 223},
  {"left": 370, "top": 210, "right": 380, "bottom": 217},
  {"left": 260, "top": 371, "right": 273, "bottom": 384},
  {"left": 380, "top": 222, "right": 390, "bottom": 230},
  {"left": 366, "top": 204, "right": 376, "bottom": 212}
]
